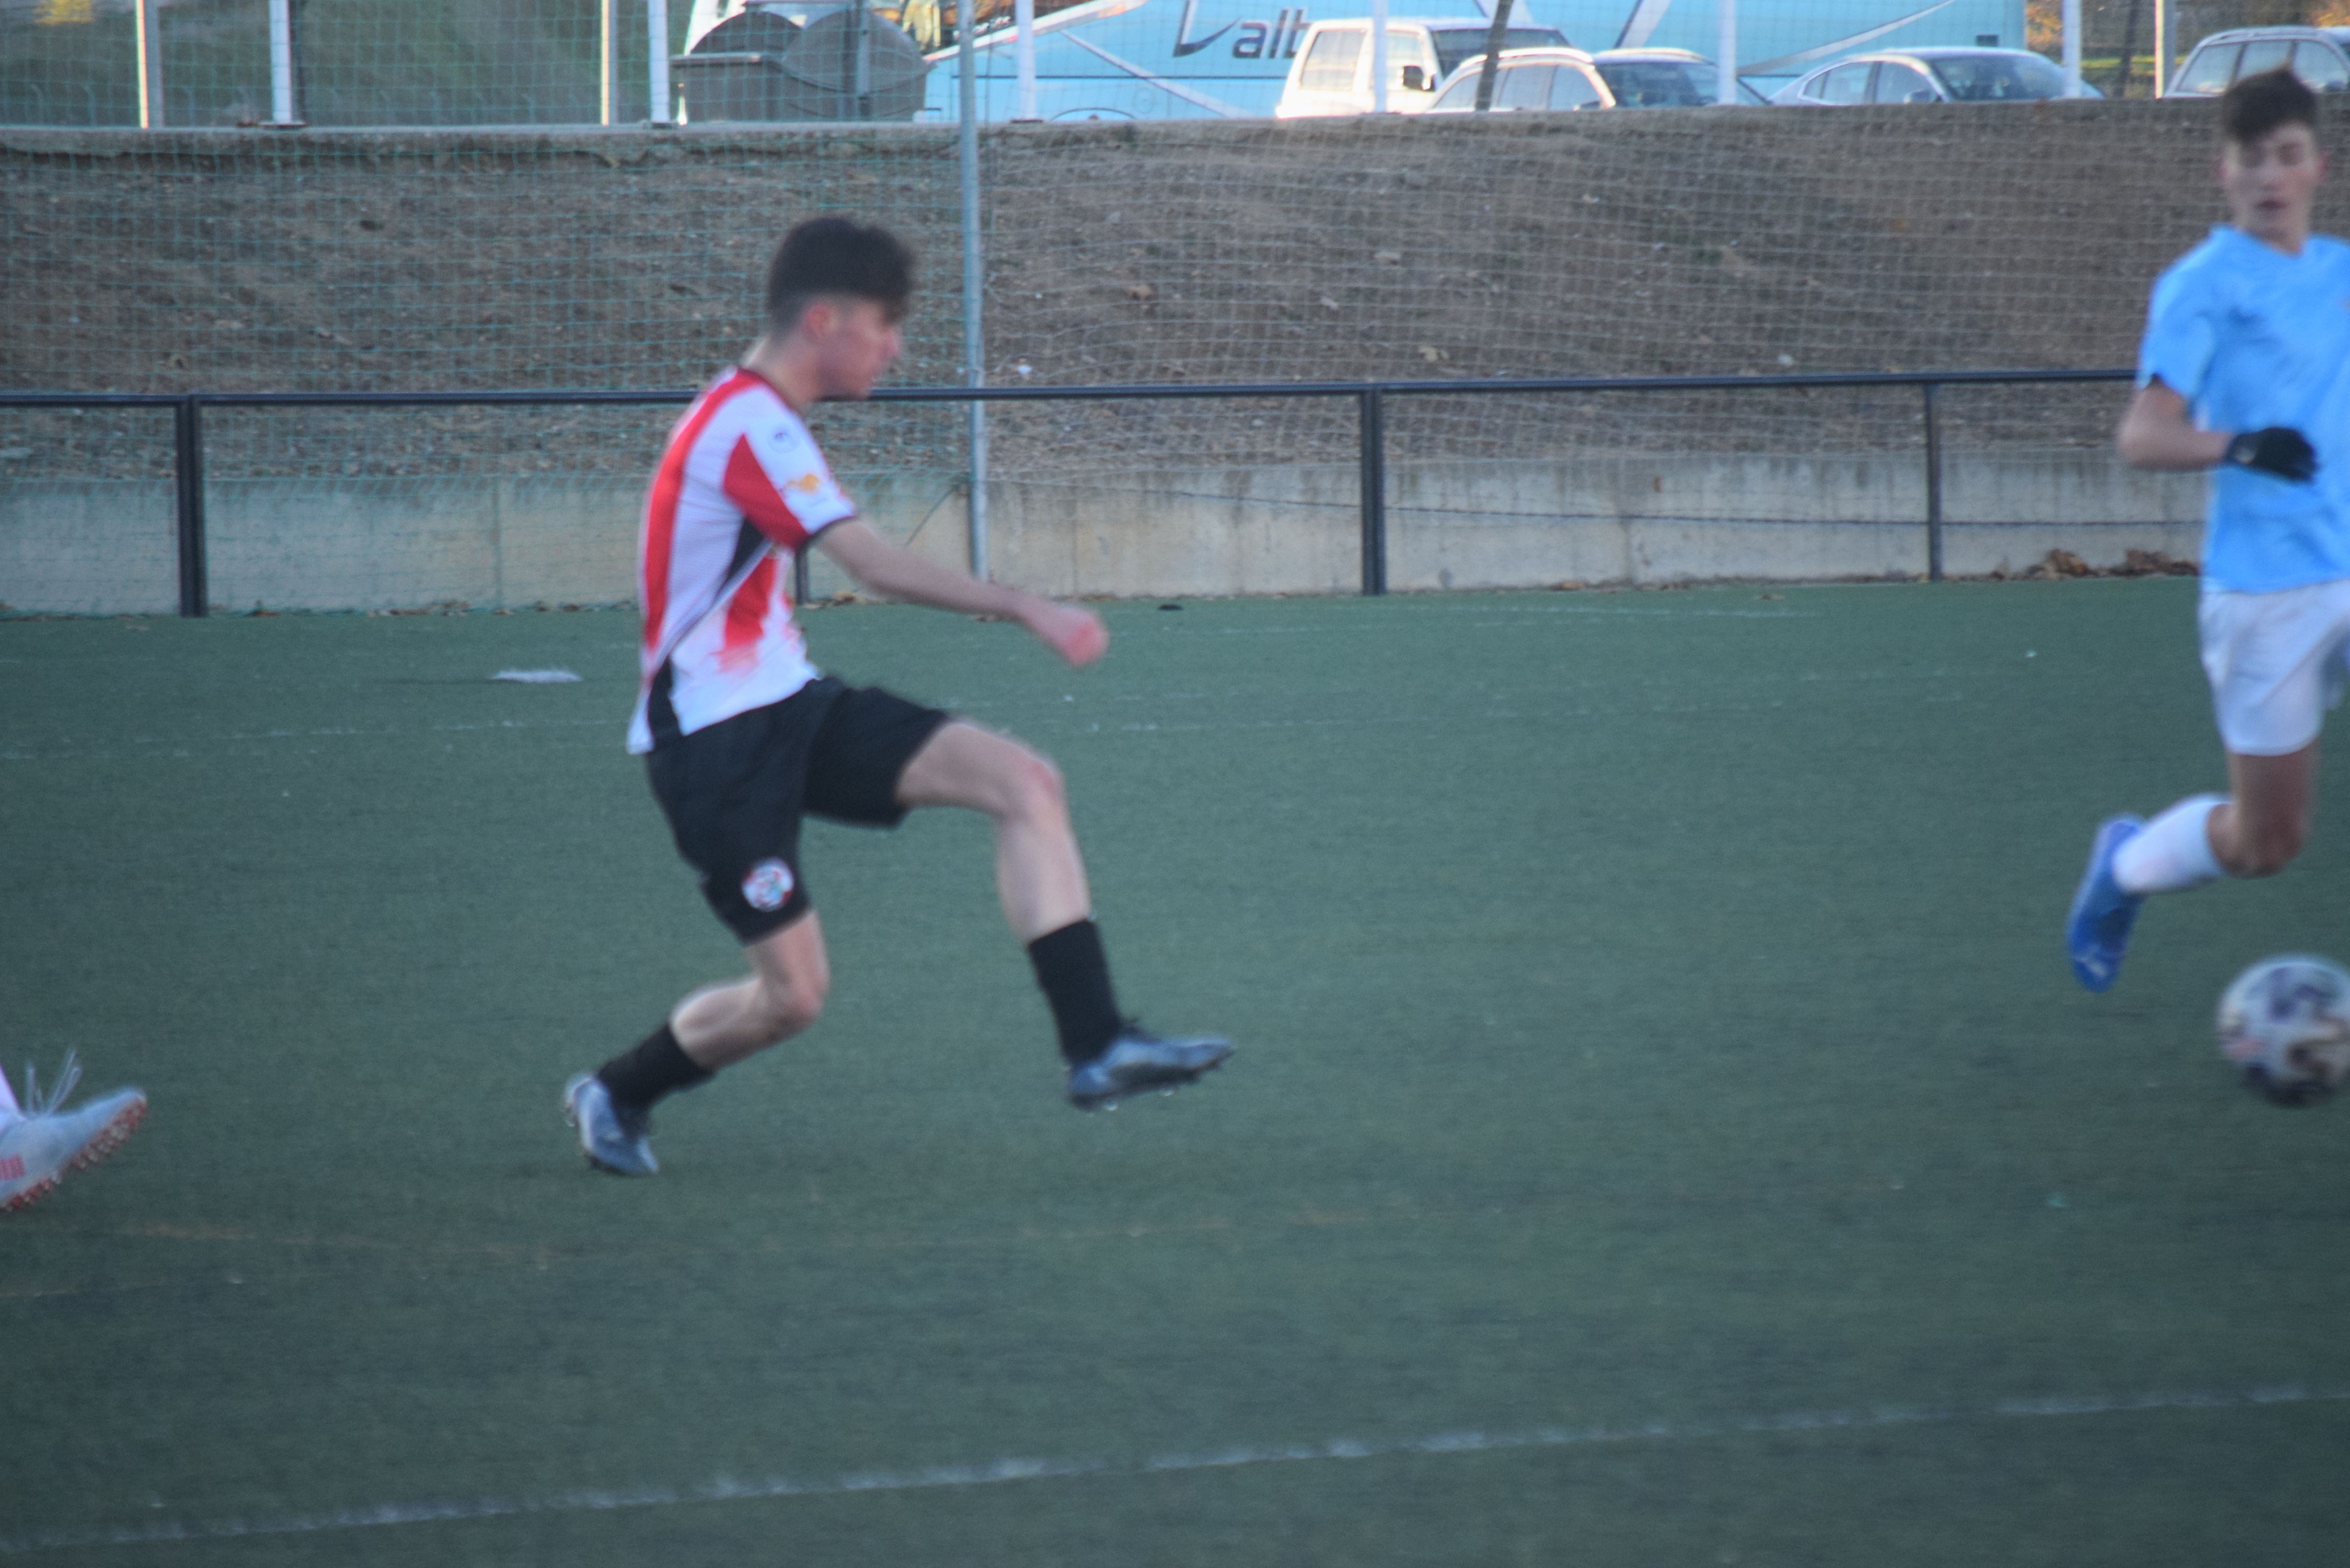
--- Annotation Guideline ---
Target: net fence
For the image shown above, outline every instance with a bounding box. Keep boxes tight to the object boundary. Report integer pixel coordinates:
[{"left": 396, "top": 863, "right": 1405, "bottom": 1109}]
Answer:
[
  {"left": 14, "top": 0, "right": 2350, "bottom": 128},
  {"left": 0, "top": 86, "right": 2284, "bottom": 609}
]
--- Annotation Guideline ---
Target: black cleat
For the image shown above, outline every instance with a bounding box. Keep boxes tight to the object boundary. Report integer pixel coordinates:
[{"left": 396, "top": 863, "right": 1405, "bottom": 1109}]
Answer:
[{"left": 1066, "top": 1025, "right": 1234, "bottom": 1111}]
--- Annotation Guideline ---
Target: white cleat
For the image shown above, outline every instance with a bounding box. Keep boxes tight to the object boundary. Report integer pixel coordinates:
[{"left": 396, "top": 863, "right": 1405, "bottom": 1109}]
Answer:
[{"left": 0, "top": 1053, "right": 147, "bottom": 1215}]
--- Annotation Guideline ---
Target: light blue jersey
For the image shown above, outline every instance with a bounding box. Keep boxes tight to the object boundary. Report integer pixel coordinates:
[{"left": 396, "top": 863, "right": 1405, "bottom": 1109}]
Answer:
[{"left": 2138, "top": 225, "right": 2350, "bottom": 593}]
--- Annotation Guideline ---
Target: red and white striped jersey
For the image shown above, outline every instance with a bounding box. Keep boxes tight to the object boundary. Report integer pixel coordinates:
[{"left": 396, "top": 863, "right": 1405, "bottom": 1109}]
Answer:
[{"left": 628, "top": 368, "right": 857, "bottom": 754}]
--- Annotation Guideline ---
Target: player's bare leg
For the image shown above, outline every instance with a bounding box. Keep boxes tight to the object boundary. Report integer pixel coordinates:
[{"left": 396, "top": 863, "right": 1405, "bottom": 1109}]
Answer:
[
  {"left": 894, "top": 718, "right": 1231, "bottom": 1109},
  {"left": 674, "top": 913, "right": 832, "bottom": 1070},
  {"left": 895, "top": 720, "right": 1091, "bottom": 938},
  {"left": 2208, "top": 743, "right": 2319, "bottom": 877},
  {"left": 566, "top": 917, "right": 830, "bottom": 1174}
]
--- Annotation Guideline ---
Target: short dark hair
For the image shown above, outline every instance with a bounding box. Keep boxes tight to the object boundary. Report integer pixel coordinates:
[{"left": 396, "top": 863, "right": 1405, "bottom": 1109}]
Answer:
[
  {"left": 765, "top": 217, "right": 915, "bottom": 335},
  {"left": 2220, "top": 66, "right": 2319, "bottom": 146}
]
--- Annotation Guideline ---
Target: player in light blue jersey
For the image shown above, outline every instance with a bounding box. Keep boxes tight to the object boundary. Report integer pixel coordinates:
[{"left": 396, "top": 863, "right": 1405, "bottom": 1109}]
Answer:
[{"left": 2069, "top": 68, "right": 2350, "bottom": 994}]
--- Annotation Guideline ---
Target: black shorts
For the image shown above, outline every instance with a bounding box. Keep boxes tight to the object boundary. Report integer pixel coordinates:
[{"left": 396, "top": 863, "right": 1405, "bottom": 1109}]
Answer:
[{"left": 646, "top": 677, "right": 954, "bottom": 943}]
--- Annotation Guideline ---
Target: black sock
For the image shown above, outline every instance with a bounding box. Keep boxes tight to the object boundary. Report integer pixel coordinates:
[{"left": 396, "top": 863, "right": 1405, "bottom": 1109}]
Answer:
[
  {"left": 1027, "top": 919, "right": 1123, "bottom": 1066},
  {"left": 595, "top": 1022, "right": 713, "bottom": 1110}
]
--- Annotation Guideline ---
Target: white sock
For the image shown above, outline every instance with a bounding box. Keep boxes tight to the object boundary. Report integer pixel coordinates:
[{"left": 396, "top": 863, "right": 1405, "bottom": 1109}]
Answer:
[{"left": 2113, "top": 794, "right": 2226, "bottom": 895}]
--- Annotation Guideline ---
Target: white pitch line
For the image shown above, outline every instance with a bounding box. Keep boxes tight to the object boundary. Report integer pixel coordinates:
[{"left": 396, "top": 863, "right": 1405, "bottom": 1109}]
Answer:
[{"left": 3, "top": 1384, "right": 2342, "bottom": 1557}]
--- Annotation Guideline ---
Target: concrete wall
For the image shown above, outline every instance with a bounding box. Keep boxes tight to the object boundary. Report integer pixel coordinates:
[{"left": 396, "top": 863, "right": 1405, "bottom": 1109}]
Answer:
[{"left": 1, "top": 451, "right": 2208, "bottom": 615}]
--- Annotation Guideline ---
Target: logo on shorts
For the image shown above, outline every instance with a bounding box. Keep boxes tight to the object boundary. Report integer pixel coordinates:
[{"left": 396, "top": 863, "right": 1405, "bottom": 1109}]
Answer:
[{"left": 741, "top": 858, "right": 796, "bottom": 912}]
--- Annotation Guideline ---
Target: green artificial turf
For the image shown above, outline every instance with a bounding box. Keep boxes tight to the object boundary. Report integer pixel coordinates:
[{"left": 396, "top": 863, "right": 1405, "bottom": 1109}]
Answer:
[{"left": 5, "top": 581, "right": 2348, "bottom": 1566}]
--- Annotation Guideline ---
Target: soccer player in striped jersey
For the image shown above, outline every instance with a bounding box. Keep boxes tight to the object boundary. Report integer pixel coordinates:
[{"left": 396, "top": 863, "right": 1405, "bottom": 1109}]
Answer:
[
  {"left": 2069, "top": 70, "right": 2350, "bottom": 1000},
  {"left": 563, "top": 218, "right": 1231, "bottom": 1176}
]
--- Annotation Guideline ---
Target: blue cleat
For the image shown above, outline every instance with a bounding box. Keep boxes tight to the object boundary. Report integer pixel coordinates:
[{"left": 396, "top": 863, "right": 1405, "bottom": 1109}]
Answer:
[
  {"left": 563, "top": 1074, "right": 659, "bottom": 1176},
  {"left": 2067, "top": 815, "right": 2145, "bottom": 993},
  {"left": 1066, "top": 1025, "right": 1234, "bottom": 1111}
]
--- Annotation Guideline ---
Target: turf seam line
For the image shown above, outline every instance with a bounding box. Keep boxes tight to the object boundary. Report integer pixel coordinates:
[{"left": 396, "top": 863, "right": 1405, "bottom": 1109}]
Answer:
[{"left": 6, "top": 1383, "right": 2343, "bottom": 1555}]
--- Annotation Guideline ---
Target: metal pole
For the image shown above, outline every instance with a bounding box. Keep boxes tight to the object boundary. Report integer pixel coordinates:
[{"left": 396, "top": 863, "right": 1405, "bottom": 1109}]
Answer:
[
  {"left": 647, "top": 0, "right": 673, "bottom": 123},
  {"left": 267, "top": 0, "right": 303, "bottom": 125},
  {"left": 175, "top": 398, "right": 208, "bottom": 617},
  {"left": 1474, "top": 0, "right": 1513, "bottom": 111},
  {"left": 134, "top": 0, "right": 164, "bottom": 128},
  {"left": 2061, "top": 0, "right": 2081, "bottom": 97},
  {"left": 1015, "top": 0, "right": 1038, "bottom": 119},
  {"left": 1922, "top": 381, "right": 1943, "bottom": 582},
  {"left": 853, "top": 0, "right": 872, "bottom": 118},
  {"left": 959, "top": 0, "right": 989, "bottom": 579},
  {"left": 1714, "top": 0, "right": 1736, "bottom": 104},
  {"left": 1371, "top": 0, "right": 1389, "bottom": 112},
  {"left": 599, "top": 0, "right": 616, "bottom": 124},
  {"left": 2152, "top": 0, "right": 2169, "bottom": 97},
  {"left": 1359, "top": 387, "right": 1387, "bottom": 596}
]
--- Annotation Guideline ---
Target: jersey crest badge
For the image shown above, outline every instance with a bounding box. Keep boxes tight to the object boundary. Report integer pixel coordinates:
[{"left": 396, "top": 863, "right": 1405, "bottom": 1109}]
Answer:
[{"left": 742, "top": 858, "right": 796, "bottom": 912}]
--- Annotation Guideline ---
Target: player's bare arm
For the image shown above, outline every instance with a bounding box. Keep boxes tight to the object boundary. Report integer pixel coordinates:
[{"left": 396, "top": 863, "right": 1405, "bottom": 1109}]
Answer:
[
  {"left": 2116, "top": 381, "right": 2230, "bottom": 470},
  {"left": 2119, "top": 379, "right": 2315, "bottom": 481},
  {"left": 815, "top": 520, "right": 1109, "bottom": 666}
]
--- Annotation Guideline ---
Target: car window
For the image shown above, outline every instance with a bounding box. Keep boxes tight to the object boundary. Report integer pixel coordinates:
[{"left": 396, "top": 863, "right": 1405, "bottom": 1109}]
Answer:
[
  {"left": 1928, "top": 51, "right": 2067, "bottom": 100},
  {"left": 1821, "top": 61, "right": 1874, "bottom": 103},
  {"left": 2295, "top": 40, "right": 2350, "bottom": 90},
  {"left": 1496, "top": 62, "right": 1556, "bottom": 109},
  {"left": 1430, "top": 28, "right": 1565, "bottom": 78},
  {"left": 1550, "top": 65, "right": 1603, "bottom": 109},
  {"left": 1594, "top": 60, "right": 1706, "bottom": 106},
  {"left": 1298, "top": 28, "right": 1363, "bottom": 93},
  {"left": 1872, "top": 61, "right": 1937, "bottom": 102},
  {"left": 2239, "top": 39, "right": 2294, "bottom": 77},
  {"left": 2176, "top": 42, "right": 2240, "bottom": 93},
  {"left": 1429, "top": 71, "right": 1483, "bottom": 110},
  {"left": 1380, "top": 28, "right": 1435, "bottom": 88}
]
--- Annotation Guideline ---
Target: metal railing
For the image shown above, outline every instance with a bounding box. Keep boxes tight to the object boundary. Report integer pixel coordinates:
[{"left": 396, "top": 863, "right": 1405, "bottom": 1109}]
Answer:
[{"left": 0, "top": 367, "right": 2135, "bottom": 616}]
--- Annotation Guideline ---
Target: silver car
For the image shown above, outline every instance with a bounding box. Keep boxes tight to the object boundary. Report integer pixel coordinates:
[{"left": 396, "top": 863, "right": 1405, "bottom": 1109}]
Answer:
[
  {"left": 1771, "top": 47, "right": 2093, "bottom": 105},
  {"left": 1589, "top": 48, "right": 1770, "bottom": 107},
  {"left": 2169, "top": 28, "right": 2350, "bottom": 97},
  {"left": 1426, "top": 47, "right": 1617, "bottom": 113}
]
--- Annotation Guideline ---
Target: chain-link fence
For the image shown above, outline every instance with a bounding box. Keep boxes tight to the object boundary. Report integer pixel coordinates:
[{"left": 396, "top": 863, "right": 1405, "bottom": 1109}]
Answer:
[
  {"left": 21, "top": 0, "right": 2350, "bottom": 129},
  {"left": 2, "top": 1, "right": 2300, "bottom": 611}
]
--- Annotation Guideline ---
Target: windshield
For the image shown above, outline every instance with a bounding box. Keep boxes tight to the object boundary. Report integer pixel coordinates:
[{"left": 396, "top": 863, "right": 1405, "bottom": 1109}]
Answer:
[
  {"left": 1595, "top": 59, "right": 1712, "bottom": 106},
  {"left": 1432, "top": 28, "right": 1566, "bottom": 78},
  {"left": 1927, "top": 52, "right": 2067, "bottom": 101}
]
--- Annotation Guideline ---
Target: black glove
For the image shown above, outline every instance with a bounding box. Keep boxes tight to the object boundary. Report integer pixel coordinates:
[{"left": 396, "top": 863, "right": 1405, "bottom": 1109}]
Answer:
[{"left": 2226, "top": 427, "right": 2318, "bottom": 483}]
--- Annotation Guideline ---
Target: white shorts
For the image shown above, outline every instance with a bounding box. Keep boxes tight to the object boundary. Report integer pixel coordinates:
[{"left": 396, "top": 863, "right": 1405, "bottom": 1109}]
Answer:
[{"left": 2198, "top": 578, "right": 2350, "bottom": 756}]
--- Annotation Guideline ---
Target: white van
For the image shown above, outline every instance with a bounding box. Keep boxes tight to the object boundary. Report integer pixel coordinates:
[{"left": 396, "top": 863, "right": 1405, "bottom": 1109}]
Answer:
[{"left": 1274, "top": 16, "right": 1570, "bottom": 117}]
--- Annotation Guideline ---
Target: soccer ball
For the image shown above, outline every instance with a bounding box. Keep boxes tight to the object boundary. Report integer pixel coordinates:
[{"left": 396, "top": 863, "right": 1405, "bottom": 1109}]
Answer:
[{"left": 2215, "top": 955, "right": 2350, "bottom": 1108}]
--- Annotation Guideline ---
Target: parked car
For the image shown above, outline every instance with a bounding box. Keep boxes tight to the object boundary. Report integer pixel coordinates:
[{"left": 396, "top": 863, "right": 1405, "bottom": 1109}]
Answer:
[
  {"left": 1424, "top": 47, "right": 1614, "bottom": 112},
  {"left": 2169, "top": 27, "right": 2350, "bottom": 97},
  {"left": 1588, "top": 47, "right": 1768, "bottom": 107},
  {"left": 1771, "top": 47, "right": 2094, "bottom": 105},
  {"left": 1275, "top": 17, "right": 1569, "bottom": 117}
]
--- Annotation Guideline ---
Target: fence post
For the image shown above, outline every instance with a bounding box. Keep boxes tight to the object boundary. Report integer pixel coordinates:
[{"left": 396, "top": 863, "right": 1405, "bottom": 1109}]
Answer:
[
  {"left": 598, "top": 0, "right": 616, "bottom": 124},
  {"left": 175, "top": 397, "right": 208, "bottom": 617},
  {"left": 266, "top": 0, "right": 303, "bottom": 125},
  {"left": 1921, "top": 379, "right": 1943, "bottom": 583},
  {"left": 134, "top": 0, "right": 164, "bottom": 128},
  {"left": 958, "top": 0, "right": 989, "bottom": 579},
  {"left": 647, "top": 0, "right": 673, "bottom": 123},
  {"left": 1359, "top": 386, "right": 1388, "bottom": 596}
]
